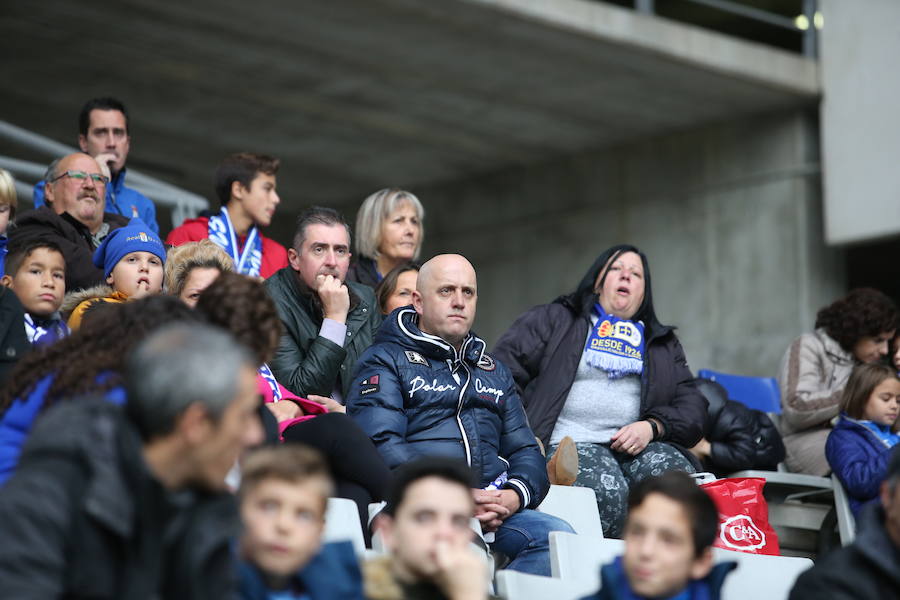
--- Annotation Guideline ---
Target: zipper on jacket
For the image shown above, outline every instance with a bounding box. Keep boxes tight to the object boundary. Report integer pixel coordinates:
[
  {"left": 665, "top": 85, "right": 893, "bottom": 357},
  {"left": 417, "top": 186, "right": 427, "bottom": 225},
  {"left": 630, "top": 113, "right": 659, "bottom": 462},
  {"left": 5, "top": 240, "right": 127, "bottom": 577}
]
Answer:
[{"left": 456, "top": 360, "right": 473, "bottom": 467}]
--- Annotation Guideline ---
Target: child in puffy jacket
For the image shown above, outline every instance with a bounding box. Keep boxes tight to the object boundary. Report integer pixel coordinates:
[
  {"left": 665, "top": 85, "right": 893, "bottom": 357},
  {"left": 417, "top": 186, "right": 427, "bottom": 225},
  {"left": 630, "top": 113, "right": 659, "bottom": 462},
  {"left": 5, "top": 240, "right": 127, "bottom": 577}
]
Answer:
[{"left": 826, "top": 363, "right": 900, "bottom": 516}]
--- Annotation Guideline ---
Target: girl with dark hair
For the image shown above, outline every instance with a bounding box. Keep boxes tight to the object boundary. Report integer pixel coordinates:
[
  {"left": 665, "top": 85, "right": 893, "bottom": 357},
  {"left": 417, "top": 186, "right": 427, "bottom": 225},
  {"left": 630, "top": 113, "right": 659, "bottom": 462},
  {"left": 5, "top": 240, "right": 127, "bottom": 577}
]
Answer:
[
  {"left": 494, "top": 244, "right": 706, "bottom": 537},
  {"left": 0, "top": 296, "right": 202, "bottom": 484},
  {"left": 195, "top": 272, "right": 390, "bottom": 539},
  {"left": 779, "top": 288, "right": 899, "bottom": 475},
  {"left": 826, "top": 363, "right": 900, "bottom": 516}
]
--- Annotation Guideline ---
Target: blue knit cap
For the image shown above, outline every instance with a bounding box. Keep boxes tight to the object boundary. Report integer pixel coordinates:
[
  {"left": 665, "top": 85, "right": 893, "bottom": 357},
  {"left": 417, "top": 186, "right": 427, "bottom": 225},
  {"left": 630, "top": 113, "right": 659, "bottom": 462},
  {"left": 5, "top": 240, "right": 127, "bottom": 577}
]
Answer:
[{"left": 93, "top": 218, "right": 166, "bottom": 278}]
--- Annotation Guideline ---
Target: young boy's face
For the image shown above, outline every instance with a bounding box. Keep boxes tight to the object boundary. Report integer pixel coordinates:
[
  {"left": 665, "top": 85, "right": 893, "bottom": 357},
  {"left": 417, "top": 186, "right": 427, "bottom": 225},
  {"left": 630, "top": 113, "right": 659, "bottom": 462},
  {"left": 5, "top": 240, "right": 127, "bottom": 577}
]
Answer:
[
  {"left": 0, "top": 203, "right": 10, "bottom": 236},
  {"left": 106, "top": 251, "right": 163, "bottom": 299},
  {"left": 233, "top": 172, "right": 279, "bottom": 228},
  {"left": 240, "top": 478, "right": 326, "bottom": 577},
  {"left": 1, "top": 248, "right": 66, "bottom": 317},
  {"left": 622, "top": 493, "right": 713, "bottom": 599}
]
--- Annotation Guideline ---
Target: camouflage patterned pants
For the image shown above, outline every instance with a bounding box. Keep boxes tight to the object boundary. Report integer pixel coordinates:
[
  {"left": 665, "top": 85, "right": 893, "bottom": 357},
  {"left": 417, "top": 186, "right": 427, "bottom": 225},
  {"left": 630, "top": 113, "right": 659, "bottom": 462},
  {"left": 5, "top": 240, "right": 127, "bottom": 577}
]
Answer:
[{"left": 547, "top": 441, "right": 695, "bottom": 538}]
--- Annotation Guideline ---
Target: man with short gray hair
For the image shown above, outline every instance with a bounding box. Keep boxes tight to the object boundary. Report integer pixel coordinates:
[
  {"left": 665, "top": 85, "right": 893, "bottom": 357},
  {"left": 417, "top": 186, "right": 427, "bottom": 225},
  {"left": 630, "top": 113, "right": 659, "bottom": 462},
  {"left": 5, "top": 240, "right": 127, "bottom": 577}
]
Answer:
[
  {"left": 0, "top": 323, "right": 264, "bottom": 598},
  {"left": 10, "top": 152, "right": 129, "bottom": 291}
]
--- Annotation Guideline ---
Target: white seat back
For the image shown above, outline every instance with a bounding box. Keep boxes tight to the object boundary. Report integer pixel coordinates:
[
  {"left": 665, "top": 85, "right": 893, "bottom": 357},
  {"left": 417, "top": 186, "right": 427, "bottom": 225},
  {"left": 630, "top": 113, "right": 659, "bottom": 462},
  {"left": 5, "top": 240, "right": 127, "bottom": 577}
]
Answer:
[
  {"left": 538, "top": 485, "right": 604, "bottom": 540},
  {"left": 495, "top": 569, "right": 598, "bottom": 600},
  {"left": 324, "top": 497, "right": 366, "bottom": 555}
]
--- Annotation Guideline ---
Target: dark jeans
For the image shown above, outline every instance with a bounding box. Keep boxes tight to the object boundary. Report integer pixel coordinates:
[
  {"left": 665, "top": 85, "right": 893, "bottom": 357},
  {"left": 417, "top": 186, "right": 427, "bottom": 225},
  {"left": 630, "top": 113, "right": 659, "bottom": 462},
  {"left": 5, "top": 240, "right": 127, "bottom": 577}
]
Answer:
[
  {"left": 548, "top": 441, "right": 694, "bottom": 538},
  {"left": 283, "top": 412, "right": 392, "bottom": 544}
]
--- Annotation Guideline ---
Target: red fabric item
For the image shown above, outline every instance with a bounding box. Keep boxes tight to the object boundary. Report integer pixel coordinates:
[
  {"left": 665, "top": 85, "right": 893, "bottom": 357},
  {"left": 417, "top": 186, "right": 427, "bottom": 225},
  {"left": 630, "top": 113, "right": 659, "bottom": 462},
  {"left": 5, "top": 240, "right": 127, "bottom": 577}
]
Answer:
[
  {"left": 700, "top": 477, "right": 780, "bottom": 555},
  {"left": 166, "top": 217, "right": 288, "bottom": 279},
  {"left": 256, "top": 375, "right": 327, "bottom": 440}
]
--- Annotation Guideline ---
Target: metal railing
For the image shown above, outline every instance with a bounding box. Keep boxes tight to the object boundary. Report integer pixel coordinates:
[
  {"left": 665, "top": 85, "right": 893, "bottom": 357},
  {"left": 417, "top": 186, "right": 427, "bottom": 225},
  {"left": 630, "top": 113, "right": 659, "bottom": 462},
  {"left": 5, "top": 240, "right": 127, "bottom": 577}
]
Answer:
[
  {"left": 630, "top": 0, "right": 820, "bottom": 57},
  {"left": 0, "top": 120, "right": 208, "bottom": 226}
]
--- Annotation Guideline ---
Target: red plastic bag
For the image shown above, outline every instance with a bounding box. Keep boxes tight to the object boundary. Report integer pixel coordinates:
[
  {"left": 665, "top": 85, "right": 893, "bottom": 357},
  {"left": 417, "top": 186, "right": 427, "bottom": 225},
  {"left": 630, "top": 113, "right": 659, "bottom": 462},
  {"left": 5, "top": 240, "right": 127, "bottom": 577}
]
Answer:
[{"left": 700, "top": 477, "right": 780, "bottom": 555}]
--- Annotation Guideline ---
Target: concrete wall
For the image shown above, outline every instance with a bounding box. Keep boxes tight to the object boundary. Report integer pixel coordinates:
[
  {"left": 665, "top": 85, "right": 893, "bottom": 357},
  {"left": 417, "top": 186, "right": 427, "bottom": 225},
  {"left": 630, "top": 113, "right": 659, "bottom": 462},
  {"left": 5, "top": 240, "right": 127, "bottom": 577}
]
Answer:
[
  {"left": 416, "top": 109, "right": 844, "bottom": 378},
  {"left": 819, "top": 0, "right": 900, "bottom": 245}
]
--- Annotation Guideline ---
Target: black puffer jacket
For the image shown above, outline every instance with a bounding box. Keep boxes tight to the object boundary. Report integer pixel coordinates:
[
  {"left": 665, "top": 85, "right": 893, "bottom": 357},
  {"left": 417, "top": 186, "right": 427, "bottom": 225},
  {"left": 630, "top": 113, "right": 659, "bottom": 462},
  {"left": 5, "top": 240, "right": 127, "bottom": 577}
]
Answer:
[
  {"left": 695, "top": 378, "right": 785, "bottom": 475},
  {"left": 347, "top": 308, "right": 549, "bottom": 509},
  {"left": 493, "top": 245, "right": 706, "bottom": 449}
]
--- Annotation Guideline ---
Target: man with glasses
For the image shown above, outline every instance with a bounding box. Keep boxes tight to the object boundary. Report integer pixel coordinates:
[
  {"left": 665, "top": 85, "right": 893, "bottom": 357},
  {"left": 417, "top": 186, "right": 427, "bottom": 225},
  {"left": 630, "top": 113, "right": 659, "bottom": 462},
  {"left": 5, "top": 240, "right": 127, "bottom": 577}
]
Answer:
[
  {"left": 32, "top": 97, "right": 159, "bottom": 233},
  {"left": 9, "top": 153, "right": 128, "bottom": 290}
]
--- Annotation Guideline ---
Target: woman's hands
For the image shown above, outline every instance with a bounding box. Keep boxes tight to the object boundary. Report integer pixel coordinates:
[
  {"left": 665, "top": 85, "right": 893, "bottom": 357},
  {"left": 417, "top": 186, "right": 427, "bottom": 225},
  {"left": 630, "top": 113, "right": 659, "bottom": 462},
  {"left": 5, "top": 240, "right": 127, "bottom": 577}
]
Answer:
[{"left": 610, "top": 420, "right": 655, "bottom": 456}]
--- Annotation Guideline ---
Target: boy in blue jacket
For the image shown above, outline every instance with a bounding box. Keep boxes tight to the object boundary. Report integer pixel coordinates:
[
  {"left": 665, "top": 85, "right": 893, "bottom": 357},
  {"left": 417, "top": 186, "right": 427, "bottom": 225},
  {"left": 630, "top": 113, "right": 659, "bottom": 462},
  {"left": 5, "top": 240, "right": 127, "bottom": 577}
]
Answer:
[
  {"left": 237, "top": 444, "right": 364, "bottom": 600},
  {"left": 582, "top": 471, "right": 735, "bottom": 600}
]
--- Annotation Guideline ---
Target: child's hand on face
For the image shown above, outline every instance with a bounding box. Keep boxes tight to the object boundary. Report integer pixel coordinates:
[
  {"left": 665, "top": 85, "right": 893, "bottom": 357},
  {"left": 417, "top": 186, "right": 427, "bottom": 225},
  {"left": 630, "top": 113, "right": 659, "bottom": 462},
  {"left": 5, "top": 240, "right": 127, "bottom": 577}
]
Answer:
[{"left": 433, "top": 540, "right": 487, "bottom": 600}]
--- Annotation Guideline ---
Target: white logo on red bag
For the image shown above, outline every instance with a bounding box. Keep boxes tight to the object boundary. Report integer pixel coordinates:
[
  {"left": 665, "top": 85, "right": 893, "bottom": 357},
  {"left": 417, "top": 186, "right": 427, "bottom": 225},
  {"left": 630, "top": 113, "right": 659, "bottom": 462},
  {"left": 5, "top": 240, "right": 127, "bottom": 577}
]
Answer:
[{"left": 719, "top": 515, "right": 766, "bottom": 551}]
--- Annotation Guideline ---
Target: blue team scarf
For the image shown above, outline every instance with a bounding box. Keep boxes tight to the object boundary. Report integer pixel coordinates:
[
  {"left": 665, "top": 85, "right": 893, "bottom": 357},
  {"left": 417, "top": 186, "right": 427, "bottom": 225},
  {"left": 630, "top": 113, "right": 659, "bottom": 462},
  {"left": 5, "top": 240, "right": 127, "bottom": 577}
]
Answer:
[
  {"left": 23, "top": 313, "right": 70, "bottom": 348},
  {"left": 583, "top": 303, "right": 645, "bottom": 379},
  {"left": 258, "top": 363, "right": 283, "bottom": 402},
  {"left": 208, "top": 207, "right": 263, "bottom": 277}
]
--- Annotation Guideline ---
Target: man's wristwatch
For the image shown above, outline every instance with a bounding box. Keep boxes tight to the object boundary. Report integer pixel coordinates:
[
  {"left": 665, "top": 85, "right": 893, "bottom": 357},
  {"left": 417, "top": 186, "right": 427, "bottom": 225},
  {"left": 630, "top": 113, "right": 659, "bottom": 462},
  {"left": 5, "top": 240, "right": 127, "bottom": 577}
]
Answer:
[{"left": 646, "top": 419, "right": 660, "bottom": 441}]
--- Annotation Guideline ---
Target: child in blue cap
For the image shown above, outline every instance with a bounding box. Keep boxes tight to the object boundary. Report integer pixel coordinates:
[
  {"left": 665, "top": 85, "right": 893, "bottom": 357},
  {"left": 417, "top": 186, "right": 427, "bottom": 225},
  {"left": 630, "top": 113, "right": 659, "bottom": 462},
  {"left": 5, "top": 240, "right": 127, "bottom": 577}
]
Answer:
[{"left": 66, "top": 218, "right": 166, "bottom": 329}]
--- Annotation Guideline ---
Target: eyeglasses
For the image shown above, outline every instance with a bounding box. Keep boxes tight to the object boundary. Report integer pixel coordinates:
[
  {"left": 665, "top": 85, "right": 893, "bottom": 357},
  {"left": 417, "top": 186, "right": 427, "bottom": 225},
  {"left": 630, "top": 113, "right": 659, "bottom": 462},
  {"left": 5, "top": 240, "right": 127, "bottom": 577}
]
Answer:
[{"left": 49, "top": 170, "right": 109, "bottom": 185}]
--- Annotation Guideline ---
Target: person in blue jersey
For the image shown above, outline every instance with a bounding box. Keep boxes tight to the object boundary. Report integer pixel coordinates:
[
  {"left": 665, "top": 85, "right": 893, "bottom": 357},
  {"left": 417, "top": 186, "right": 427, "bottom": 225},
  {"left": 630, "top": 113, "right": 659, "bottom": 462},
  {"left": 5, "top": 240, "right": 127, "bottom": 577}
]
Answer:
[
  {"left": 32, "top": 97, "right": 158, "bottom": 233},
  {"left": 347, "top": 254, "right": 573, "bottom": 576},
  {"left": 580, "top": 471, "right": 735, "bottom": 600}
]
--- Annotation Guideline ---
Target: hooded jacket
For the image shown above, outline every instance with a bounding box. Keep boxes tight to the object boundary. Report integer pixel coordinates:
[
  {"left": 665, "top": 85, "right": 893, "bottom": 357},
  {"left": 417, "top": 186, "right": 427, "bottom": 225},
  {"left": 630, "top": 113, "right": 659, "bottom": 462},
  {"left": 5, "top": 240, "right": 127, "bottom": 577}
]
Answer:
[
  {"left": 61, "top": 283, "right": 128, "bottom": 329},
  {"left": 493, "top": 245, "right": 706, "bottom": 449},
  {"left": 8, "top": 207, "right": 129, "bottom": 292},
  {"left": 346, "top": 307, "right": 549, "bottom": 510},
  {"left": 789, "top": 500, "right": 900, "bottom": 600},
  {"left": 0, "top": 399, "right": 239, "bottom": 599},
  {"left": 826, "top": 414, "right": 898, "bottom": 516},
  {"left": 265, "top": 267, "right": 381, "bottom": 399}
]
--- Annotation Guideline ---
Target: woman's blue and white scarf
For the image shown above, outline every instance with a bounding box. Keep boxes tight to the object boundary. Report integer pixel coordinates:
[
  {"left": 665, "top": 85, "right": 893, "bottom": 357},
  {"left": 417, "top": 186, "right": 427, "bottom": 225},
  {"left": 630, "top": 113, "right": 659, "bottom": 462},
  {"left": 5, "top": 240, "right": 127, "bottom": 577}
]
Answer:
[
  {"left": 208, "top": 207, "right": 263, "bottom": 277},
  {"left": 583, "top": 303, "right": 645, "bottom": 379}
]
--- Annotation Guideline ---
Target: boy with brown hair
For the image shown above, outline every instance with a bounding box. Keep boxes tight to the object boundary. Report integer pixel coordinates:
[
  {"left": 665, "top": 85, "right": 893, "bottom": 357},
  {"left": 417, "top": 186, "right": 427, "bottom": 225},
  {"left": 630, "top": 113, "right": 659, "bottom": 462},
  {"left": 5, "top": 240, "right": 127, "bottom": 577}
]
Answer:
[
  {"left": 167, "top": 153, "right": 287, "bottom": 278},
  {"left": 237, "top": 444, "right": 364, "bottom": 600}
]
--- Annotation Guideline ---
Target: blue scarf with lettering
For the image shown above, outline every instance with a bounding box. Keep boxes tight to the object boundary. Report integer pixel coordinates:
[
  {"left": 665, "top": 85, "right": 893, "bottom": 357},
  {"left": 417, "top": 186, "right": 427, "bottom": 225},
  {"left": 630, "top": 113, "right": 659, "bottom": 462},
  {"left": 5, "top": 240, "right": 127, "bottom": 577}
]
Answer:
[
  {"left": 583, "top": 303, "right": 645, "bottom": 379},
  {"left": 208, "top": 207, "right": 263, "bottom": 277}
]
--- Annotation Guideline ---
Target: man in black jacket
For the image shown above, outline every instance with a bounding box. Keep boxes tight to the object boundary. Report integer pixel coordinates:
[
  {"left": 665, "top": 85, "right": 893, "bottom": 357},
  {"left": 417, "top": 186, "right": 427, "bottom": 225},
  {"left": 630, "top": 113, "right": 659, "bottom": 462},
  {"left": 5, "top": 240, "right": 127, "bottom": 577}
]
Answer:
[
  {"left": 9, "top": 152, "right": 128, "bottom": 291},
  {"left": 266, "top": 206, "right": 380, "bottom": 405},
  {"left": 0, "top": 323, "right": 264, "bottom": 599},
  {"left": 348, "top": 254, "right": 573, "bottom": 576},
  {"left": 789, "top": 447, "right": 900, "bottom": 599}
]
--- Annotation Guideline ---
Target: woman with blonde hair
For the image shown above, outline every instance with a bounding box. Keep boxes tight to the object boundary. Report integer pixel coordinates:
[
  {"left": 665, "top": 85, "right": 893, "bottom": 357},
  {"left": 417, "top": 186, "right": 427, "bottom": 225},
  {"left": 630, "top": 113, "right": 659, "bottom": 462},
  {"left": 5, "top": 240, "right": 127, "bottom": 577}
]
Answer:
[
  {"left": 165, "top": 239, "right": 234, "bottom": 307},
  {"left": 346, "top": 188, "right": 424, "bottom": 287},
  {"left": 0, "top": 168, "right": 18, "bottom": 275}
]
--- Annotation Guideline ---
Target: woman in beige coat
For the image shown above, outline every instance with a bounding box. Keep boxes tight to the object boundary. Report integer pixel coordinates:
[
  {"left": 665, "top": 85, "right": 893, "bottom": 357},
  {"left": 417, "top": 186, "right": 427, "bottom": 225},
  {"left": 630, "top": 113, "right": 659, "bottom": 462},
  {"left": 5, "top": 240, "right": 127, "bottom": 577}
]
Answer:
[{"left": 778, "top": 288, "right": 898, "bottom": 475}]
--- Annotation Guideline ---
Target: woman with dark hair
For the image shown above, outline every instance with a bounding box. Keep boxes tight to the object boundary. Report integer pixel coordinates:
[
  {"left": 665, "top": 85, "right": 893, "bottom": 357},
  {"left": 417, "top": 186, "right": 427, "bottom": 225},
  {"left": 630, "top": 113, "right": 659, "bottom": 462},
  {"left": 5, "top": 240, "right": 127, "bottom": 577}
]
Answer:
[
  {"left": 195, "top": 272, "right": 391, "bottom": 538},
  {"left": 779, "top": 288, "right": 899, "bottom": 475},
  {"left": 494, "top": 244, "right": 706, "bottom": 537},
  {"left": 0, "top": 296, "right": 202, "bottom": 485},
  {"left": 373, "top": 262, "right": 419, "bottom": 315}
]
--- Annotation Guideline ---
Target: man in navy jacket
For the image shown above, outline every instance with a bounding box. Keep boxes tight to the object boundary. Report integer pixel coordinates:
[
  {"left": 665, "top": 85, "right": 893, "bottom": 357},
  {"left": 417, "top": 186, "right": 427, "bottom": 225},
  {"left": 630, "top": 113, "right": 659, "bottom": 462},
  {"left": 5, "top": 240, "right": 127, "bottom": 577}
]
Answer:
[{"left": 347, "top": 254, "right": 572, "bottom": 576}]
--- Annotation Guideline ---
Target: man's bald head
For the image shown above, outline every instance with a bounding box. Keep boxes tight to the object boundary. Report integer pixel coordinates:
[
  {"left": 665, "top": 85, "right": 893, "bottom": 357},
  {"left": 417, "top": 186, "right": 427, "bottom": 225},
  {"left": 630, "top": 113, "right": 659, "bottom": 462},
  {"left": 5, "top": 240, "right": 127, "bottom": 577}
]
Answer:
[
  {"left": 44, "top": 152, "right": 107, "bottom": 233},
  {"left": 413, "top": 254, "right": 477, "bottom": 350}
]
